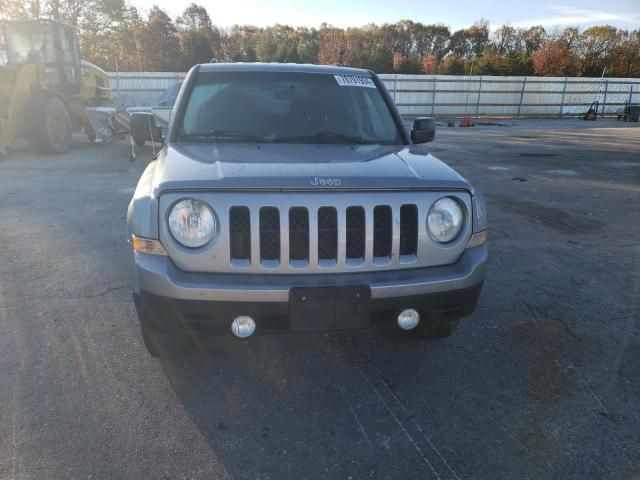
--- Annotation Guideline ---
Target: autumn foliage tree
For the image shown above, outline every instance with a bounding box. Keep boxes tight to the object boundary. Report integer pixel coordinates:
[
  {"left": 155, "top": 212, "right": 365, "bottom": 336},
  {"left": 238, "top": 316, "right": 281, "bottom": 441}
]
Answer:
[
  {"left": 421, "top": 55, "right": 438, "bottom": 74},
  {"left": 608, "top": 30, "right": 640, "bottom": 77},
  {"left": 578, "top": 26, "right": 621, "bottom": 76},
  {"left": 533, "top": 39, "right": 580, "bottom": 76},
  {"left": 1, "top": 1, "right": 639, "bottom": 76},
  {"left": 134, "top": 6, "right": 181, "bottom": 71},
  {"left": 176, "top": 3, "right": 219, "bottom": 69},
  {"left": 317, "top": 24, "right": 344, "bottom": 65}
]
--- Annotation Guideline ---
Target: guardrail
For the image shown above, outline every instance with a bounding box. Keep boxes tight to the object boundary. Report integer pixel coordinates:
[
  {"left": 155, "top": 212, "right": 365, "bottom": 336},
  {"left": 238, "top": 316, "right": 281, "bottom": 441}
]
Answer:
[{"left": 108, "top": 71, "right": 639, "bottom": 118}]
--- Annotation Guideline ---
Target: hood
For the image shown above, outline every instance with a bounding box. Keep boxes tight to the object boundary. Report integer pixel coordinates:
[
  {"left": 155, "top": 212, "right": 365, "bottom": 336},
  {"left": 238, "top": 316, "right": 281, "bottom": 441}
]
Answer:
[{"left": 151, "top": 143, "right": 472, "bottom": 195}]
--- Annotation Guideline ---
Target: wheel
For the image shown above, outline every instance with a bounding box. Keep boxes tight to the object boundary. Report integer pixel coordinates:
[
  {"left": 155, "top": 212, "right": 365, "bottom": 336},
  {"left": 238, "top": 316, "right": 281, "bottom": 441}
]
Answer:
[
  {"left": 138, "top": 310, "right": 190, "bottom": 358},
  {"left": 413, "top": 318, "right": 460, "bottom": 338},
  {"left": 30, "top": 96, "right": 73, "bottom": 154},
  {"left": 133, "top": 135, "right": 146, "bottom": 147},
  {"left": 85, "top": 123, "right": 96, "bottom": 144}
]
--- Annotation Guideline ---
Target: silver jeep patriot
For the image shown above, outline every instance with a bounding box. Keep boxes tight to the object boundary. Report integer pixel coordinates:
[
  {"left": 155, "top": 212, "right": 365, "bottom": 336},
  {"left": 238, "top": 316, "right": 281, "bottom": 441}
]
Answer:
[{"left": 128, "top": 63, "right": 488, "bottom": 357}]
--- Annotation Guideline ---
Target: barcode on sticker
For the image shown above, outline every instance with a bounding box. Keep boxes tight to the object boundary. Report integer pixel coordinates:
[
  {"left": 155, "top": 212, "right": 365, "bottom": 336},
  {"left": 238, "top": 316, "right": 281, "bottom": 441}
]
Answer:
[{"left": 334, "top": 75, "right": 376, "bottom": 88}]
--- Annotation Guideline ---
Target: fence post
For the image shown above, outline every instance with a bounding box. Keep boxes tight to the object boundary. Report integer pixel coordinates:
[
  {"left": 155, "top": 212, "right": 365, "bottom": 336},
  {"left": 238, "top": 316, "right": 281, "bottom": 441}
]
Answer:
[
  {"left": 393, "top": 74, "right": 397, "bottom": 102},
  {"left": 475, "top": 76, "right": 482, "bottom": 118},
  {"left": 601, "top": 79, "right": 609, "bottom": 118},
  {"left": 517, "top": 77, "right": 527, "bottom": 117},
  {"left": 431, "top": 77, "right": 437, "bottom": 116},
  {"left": 559, "top": 77, "right": 567, "bottom": 118}
]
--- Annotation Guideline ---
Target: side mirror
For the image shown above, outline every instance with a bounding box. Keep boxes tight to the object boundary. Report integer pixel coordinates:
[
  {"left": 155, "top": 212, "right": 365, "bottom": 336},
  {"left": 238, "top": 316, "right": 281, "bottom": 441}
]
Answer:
[{"left": 411, "top": 117, "right": 436, "bottom": 144}]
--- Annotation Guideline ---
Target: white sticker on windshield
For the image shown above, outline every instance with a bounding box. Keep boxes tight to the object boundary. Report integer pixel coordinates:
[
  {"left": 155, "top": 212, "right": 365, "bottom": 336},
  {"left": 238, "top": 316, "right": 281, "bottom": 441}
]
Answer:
[{"left": 334, "top": 74, "right": 376, "bottom": 88}]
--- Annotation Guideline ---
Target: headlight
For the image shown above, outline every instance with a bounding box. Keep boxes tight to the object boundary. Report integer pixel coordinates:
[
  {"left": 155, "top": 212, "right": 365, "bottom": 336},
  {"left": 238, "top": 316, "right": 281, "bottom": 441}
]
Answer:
[
  {"left": 168, "top": 199, "right": 216, "bottom": 248},
  {"left": 427, "top": 197, "right": 464, "bottom": 243}
]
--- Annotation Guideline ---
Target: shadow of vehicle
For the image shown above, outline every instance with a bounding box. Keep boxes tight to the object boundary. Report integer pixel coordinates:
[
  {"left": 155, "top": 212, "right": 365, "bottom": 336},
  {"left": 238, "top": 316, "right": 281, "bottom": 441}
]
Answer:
[{"left": 157, "top": 331, "right": 450, "bottom": 478}]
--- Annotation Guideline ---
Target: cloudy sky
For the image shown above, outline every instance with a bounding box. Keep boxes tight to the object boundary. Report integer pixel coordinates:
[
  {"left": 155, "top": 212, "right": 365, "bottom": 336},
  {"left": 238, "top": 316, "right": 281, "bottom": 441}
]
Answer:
[{"left": 134, "top": 0, "right": 640, "bottom": 30}]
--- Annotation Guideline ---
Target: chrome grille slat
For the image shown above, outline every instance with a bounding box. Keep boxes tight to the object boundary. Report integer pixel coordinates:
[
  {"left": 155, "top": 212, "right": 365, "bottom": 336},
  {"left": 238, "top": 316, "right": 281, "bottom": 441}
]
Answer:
[
  {"left": 417, "top": 201, "right": 430, "bottom": 255},
  {"left": 308, "top": 207, "right": 319, "bottom": 267},
  {"left": 391, "top": 204, "right": 401, "bottom": 264},
  {"left": 249, "top": 207, "right": 261, "bottom": 267},
  {"left": 336, "top": 207, "right": 347, "bottom": 266},
  {"left": 279, "top": 206, "right": 290, "bottom": 266},
  {"left": 364, "top": 205, "right": 374, "bottom": 266}
]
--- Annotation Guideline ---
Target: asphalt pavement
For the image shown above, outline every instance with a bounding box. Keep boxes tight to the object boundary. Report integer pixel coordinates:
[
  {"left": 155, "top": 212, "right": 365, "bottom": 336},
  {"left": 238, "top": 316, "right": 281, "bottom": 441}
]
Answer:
[{"left": 0, "top": 119, "right": 639, "bottom": 479}]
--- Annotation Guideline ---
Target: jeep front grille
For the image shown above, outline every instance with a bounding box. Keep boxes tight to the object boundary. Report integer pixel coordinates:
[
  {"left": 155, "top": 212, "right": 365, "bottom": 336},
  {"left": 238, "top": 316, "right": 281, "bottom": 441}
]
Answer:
[{"left": 229, "top": 202, "right": 418, "bottom": 267}]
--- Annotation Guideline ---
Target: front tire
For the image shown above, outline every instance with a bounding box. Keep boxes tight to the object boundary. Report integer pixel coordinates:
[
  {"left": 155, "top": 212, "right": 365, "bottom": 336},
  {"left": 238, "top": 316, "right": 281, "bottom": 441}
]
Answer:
[{"left": 30, "top": 96, "right": 73, "bottom": 154}]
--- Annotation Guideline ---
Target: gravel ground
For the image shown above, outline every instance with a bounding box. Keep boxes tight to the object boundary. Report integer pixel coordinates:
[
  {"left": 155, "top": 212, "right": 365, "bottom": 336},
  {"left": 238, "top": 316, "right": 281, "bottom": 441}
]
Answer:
[{"left": 0, "top": 119, "right": 638, "bottom": 479}]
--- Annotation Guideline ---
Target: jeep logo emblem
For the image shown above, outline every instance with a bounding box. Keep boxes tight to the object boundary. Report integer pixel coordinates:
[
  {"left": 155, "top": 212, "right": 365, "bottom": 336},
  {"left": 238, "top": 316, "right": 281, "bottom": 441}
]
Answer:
[{"left": 310, "top": 176, "right": 342, "bottom": 187}]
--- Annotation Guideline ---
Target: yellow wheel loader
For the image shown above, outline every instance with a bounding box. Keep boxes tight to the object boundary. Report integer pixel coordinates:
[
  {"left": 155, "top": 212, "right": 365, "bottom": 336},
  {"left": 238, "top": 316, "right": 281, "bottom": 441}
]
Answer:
[{"left": 0, "top": 19, "right": 110, "bottom": 155}]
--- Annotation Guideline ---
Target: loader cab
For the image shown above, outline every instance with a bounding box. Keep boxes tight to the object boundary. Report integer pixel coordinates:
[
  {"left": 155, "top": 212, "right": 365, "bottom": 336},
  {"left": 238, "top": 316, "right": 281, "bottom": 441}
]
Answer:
[{"left": 3, "top": 19, "right": 82, "bottom": 93}]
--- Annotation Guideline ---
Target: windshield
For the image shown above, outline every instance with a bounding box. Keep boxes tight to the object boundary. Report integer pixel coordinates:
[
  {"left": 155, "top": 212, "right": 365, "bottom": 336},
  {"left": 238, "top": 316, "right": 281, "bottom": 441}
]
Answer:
[
  {"left": 177, "top": 71, "right": 402, "bottom": 144},
  {"left": 6, "top": 24, "right": 56, "bottom": 65}
]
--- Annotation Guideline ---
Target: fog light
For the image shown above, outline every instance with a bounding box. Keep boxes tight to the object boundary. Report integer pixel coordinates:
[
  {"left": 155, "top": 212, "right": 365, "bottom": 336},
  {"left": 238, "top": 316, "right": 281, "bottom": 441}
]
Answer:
[
  {"left": 231, "top": 316, "right": 256, "bottom": 338},
  {"left": 397, "top": 309, "right": 420, "bottom": 330}
]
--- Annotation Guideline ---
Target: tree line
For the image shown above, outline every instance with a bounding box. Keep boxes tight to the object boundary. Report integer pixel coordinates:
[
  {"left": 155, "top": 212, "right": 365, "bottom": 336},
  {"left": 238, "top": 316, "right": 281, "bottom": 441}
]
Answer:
[{"left": 2, "top": 0, "right": 639, "bottom": 77}]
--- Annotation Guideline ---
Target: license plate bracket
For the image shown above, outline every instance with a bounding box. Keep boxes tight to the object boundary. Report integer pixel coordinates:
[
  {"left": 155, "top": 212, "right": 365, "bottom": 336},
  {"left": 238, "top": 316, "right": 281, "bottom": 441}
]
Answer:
[{"left": 289, "top": 286, "right": 371, "bottom": 332}]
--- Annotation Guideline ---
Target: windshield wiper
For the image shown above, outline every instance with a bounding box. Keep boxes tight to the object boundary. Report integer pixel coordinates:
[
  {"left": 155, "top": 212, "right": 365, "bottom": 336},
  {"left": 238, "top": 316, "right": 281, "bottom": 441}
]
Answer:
[
  {"left": 179, "top": 130, "right": 265, "bottom": 143},
  {"left": 274, "top": 131, "right": 379, "bottom": 144}
]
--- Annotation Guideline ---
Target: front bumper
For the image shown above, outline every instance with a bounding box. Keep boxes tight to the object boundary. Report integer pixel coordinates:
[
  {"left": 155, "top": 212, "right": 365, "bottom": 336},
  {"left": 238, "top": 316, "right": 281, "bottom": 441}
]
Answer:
[{"left": 131, "top": 245, "right": 487, "bottom": 335}]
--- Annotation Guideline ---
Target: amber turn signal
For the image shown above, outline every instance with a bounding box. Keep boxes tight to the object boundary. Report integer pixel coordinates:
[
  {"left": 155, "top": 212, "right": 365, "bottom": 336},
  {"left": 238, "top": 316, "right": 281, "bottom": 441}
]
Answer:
[
  {"left": 132, "top": 235, "right": 168, "bottom": 255},
  {"left": 466, "top": 230, "right": 488, "bottom": 249}
]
